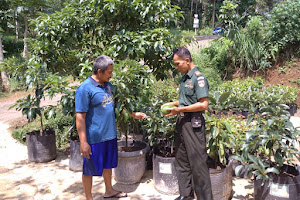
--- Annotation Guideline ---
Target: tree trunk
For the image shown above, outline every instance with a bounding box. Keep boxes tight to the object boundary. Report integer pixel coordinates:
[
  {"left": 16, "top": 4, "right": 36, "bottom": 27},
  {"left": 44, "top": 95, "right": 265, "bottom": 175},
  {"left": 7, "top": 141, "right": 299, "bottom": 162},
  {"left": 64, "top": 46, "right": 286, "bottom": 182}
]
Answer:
[
  {"left": 15, "top": 12, "right": 18, "bottom": 39},
  {"left": 202, "top": 0, "right": 208, "bottom": 27},
  {"left": 22, "top": 13, "right": 28, "bottom": 59},
  {"left": 212, "top": 0, "right": 216, "bottom": 28},
  {"left": 191, "top": 0, "right": 194, "bottom": 18},
  {"left": 90, "top": 29, "right": 95, "bottom": 61},
  {"left": 40, "top": 114, "right": 44, "bottom": 136},
  {"left": 0, "top": 35, "right": 9, "bottom": 92},
  {"left": 0, "top": 35, "right": 4, "bottom": 62}
]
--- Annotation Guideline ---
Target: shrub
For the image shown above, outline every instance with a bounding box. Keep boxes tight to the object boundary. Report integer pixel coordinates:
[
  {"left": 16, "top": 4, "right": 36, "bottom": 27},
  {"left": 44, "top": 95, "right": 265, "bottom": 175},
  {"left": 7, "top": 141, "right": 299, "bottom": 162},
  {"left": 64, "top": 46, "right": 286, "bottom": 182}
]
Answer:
[
  {"left": 110, "top": 59, "right": 153, "bottom": 144},
  {"left": 198, "top": 26, "right": 213, "bottom": 35},
  {"left": 261, "top": 85, "right": 299, "bottom": 106},
  {"left": 11, "top": 112, "right": 74, "bottom": 149},
  {"left": 219, "top": 0, "right": 239, "bottom": 39},
  {"left": 219, "top": 77, "right": 264, "bottom": 92},
  {"left": 142, "top": 78, "right": 178, "bottom": 153},
  {"left": 0, "top": 57, "right": 28, "bottom": 92},
  {"left": 205, "top": 113, "right": 252, "bottom": 166},
  {"left": 238, "top": 104, "right": 300, "bottom": 183},
  {"left": 245, "top": 16, "right": 265, "bottom": 43},
  {"left": 215, "top": 77, "right": 299, "bottom": 111},
  {"left": 201, "top": 37, "right": 233, "bottom": 80},
  {"left": 2, "top": 35, "right": 23, "bottom": 57},
  {"left": 268, "top": 0, "right": 300, "bottom": 54},
  {"left": 231, "top": 30, "right": 271, "bottom": 73}
]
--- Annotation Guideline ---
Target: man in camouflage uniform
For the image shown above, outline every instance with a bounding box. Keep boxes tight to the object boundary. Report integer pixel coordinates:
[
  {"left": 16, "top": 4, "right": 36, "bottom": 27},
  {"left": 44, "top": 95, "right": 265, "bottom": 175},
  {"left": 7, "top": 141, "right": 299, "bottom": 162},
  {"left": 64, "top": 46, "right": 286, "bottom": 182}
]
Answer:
[{"left": 164, "top": 47, "right": 213, "bottom": 200}]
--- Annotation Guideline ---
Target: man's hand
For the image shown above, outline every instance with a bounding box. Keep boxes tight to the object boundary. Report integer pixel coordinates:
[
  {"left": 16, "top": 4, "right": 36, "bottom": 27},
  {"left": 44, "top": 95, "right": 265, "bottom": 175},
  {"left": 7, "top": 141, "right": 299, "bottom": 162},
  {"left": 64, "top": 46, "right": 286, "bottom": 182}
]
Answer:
[
  {"left": 165, "top": 106, "right": 180, "bottom": 117},
  {"left": 80, "top": 141, "right": 92, "bottom": 159},
  {"left": 161, "top": 102, "right": 173, "bottom": 110},
  {"left": 131, "top": 112, "right": 147, "bottom": 120}
]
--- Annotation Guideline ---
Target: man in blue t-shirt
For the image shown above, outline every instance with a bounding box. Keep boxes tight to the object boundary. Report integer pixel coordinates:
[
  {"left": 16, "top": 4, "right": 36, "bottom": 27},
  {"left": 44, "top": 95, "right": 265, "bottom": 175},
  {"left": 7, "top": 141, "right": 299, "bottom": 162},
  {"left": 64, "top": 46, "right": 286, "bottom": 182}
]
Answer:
[{"left": 75, "top": 55, "right": 146, "bottom": 200}]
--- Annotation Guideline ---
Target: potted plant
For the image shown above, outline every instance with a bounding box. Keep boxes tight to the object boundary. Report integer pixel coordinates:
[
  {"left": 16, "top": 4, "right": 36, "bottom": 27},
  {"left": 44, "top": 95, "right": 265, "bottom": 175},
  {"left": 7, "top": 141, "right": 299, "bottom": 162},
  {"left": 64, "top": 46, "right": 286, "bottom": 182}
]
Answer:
[
  {"left": 218, "top": 77, "right": 264, "bottom": 118},
  {"left": 11, "top": 58, "right": 57, "bottom": 163},
  {"left": 226, "top": 118, "right": 252, "bottom": 178},
  {"left": 236, "top": 104, "right": 300, "bottom": 199},
  {"left": 205, "top": 90, "right": 237, "bottom": 200},
  {"left": 110, "top": 59, "right": 151, "bottom": 184},
  {"left": 142, "top": 77, "right": 179, "bottom": 195},
  {"left": 56, "top": 83, "right": 80, "bottom": 171},
  {"left": 66, "top": 125, "right": 83, "bottom": 171},
  {"left": 258, "top": 85, "right": 299, "bottom": 116}
]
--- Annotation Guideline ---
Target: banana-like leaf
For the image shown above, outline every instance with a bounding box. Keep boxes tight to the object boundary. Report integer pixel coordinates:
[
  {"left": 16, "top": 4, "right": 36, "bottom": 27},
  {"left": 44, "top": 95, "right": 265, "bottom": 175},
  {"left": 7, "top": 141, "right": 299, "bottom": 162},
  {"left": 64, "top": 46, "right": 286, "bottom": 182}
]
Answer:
[{"left": 219, "top": 91, "right": 231, "bottom": 104}]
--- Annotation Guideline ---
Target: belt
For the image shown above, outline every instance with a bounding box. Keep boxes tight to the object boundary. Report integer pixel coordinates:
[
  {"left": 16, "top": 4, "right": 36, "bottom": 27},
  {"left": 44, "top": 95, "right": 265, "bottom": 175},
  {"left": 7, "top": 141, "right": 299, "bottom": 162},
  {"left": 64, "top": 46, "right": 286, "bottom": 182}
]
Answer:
[{"left": 179, "top": 112, "right": 202, "bottom": 117}]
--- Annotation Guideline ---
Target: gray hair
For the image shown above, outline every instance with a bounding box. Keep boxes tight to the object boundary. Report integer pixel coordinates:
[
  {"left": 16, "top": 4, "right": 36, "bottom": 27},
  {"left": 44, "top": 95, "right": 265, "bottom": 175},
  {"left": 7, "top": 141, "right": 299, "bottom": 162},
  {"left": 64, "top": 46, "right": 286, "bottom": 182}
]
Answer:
[{"left": 93, "top": 55, "right": 114, "bottom": 74}]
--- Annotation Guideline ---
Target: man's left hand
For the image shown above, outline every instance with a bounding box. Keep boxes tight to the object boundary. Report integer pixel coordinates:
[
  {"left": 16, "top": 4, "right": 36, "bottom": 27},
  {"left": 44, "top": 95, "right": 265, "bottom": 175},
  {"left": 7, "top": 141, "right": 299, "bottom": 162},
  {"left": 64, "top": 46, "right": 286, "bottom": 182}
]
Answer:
[{"left": 165, "top": 107, "right": 180, "bottom": 117}]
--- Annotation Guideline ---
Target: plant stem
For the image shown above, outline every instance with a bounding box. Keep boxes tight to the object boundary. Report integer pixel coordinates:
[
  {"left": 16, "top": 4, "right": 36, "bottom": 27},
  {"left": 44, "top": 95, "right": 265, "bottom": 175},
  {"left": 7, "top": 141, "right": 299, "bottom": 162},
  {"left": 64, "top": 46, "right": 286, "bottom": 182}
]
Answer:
[
  {"left": 126, "top": 129, "right": 128, "bottom": 148},
  {"left": 40, "top": 115, "right": 43, "bottom": 136}
]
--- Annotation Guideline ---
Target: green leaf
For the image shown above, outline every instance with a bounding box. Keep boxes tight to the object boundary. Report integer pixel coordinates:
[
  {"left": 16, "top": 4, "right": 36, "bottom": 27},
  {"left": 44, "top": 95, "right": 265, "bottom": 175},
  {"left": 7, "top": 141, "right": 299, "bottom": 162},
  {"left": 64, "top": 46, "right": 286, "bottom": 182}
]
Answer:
[
  {"left": 219, "top": 92, "right": 230, "bottom": 103},
  {"left": 267, "top": 119, "right": 275, "bottom": 127},
  {"left": 48, "top": 107, "right": 56, "bottom": 119},
  {"left": 212, "top": 126, "right": 219, "bottom": 138},
  {"left": 222, "top": 121, "right": 232, "bottom": 133},
  {"left": 235, "top": 165, "right": 243, "bottom": 176},
  {"left": 266, "top": 141, "right": 273, "bottom": 149},
  {"left": 265, "top": 167, "right": 279, "bottom": 174},
  {"left": 27, "top": 109, "right": 37, "bottom": 121},
  {"left": 247, "top": 115, "right": 254, "bottom": 125},
  {"left": 246, "top": 130, "right": 255, "bottom": 140}
]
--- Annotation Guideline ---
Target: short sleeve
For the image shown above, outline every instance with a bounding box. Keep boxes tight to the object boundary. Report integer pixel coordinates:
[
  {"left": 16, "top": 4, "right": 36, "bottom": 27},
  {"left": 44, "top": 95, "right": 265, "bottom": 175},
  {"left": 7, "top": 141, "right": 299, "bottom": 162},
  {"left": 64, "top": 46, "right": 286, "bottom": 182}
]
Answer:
[
  {"left": 75, "top": 85, "right": 90, "bottom": 113},
  {"left": 194, "top": 76, "right": 209, "bottom": 100}
]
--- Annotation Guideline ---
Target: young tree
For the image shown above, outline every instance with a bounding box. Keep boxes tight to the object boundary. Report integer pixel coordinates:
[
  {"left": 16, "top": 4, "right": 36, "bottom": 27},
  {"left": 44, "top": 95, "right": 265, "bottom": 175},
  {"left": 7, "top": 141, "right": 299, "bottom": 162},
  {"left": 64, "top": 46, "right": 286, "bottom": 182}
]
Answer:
[
  {"left": 0, "top": 0, "right": 12, "bottom": 91},
  {"left": 11, "top": 0, "right": 47, "bottom": 59},
  {"left": 31, "top": 0, "right": 183, "bottom": 78},
  {"left": 0, "top": 35, "right": 9, "bottom": 91}
]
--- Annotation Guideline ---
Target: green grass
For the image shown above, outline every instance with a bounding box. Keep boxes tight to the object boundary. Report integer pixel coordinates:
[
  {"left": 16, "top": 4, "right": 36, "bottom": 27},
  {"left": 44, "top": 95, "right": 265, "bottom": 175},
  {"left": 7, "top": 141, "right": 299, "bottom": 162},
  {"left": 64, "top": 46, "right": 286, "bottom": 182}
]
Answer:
[
  {"left": 289, "top": 78, "right": 300, "bottom": 86},
  {"left": 198, "top": 26, "right": 213, "bottom": 35},
  {"left": 0, "top": 91, "right": 11, "bottom": 99},
  {"left": 181, "top": 30, "right": 196, "bottom": 37},
  {"left": 180, "top": 26, "right": 213, "bottom": 38},
  {"left": 278, "top": 66, "right": 287, "bottom": 74}
]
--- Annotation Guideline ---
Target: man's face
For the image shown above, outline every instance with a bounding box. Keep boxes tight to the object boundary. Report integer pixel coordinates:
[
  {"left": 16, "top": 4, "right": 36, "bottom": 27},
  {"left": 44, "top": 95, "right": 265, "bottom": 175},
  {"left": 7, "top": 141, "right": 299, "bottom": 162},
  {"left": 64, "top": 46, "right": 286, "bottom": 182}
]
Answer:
[
  {"left": 99, "top": 64, "right": 113, "bottom": 82},
  {"left": 173, "top": 54, "right": 189, "bottom": 74}
]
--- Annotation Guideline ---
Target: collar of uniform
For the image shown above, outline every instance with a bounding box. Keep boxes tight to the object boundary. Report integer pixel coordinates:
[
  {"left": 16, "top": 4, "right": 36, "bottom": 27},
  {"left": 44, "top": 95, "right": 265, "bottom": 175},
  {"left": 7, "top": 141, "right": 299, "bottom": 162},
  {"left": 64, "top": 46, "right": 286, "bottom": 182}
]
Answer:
[
  {"left": 88, "top": 75, "right": 106, "bottom": 88},
  {"left": 186, "top": 67, "right": 198, "bottom": 78}
]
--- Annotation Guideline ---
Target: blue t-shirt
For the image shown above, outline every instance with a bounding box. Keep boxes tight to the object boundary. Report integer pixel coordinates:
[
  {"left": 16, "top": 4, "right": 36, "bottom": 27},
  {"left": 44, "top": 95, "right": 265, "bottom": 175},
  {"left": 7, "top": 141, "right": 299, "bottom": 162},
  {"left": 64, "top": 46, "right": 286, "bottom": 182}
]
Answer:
[{"left": 75, "top": 76, "right": 118, "bottom": 144}]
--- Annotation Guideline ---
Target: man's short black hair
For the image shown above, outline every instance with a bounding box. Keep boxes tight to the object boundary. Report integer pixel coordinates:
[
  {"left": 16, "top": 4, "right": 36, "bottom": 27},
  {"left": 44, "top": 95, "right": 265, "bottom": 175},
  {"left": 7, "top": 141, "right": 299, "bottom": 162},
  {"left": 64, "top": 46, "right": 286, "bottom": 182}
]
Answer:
[{"left": 172, "top": 47, "right": 192, "bottom": 62}]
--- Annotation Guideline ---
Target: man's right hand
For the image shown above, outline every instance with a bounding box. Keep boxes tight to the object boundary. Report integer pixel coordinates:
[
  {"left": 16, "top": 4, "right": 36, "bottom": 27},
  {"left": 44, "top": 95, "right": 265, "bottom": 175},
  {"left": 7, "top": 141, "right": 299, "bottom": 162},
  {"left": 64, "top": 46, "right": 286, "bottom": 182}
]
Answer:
[{"left": 80, "top": 142, "right": 92, "bottom": 159}]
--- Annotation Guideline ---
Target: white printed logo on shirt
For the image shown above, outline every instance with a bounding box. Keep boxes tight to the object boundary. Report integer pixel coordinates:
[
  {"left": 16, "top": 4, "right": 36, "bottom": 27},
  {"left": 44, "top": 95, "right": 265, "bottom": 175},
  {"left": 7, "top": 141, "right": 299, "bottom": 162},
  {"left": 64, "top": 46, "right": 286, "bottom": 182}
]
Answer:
[{"left": 102, "top": 94, "right": 113, "bottom": 107}]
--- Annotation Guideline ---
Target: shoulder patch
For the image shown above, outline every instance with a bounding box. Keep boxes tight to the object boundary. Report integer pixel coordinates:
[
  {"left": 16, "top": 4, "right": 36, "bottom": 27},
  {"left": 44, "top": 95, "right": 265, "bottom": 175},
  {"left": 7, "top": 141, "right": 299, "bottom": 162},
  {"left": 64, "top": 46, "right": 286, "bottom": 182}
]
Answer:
[
  {"left": 195, "top": 71, "right": 202, "bottom": 76},
  {"left": 197, "top": 76, "right": 205, "bottom": 80},
  {"left": 198, "top": 80, "right": 205, "bottom": 87}
]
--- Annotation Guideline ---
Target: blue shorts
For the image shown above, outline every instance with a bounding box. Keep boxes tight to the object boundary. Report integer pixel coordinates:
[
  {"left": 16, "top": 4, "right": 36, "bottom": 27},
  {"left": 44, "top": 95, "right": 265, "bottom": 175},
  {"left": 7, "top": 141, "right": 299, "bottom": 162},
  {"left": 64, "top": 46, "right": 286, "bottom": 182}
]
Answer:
[{"left": 83, "top": 138, "right": 118, "bottom": 176}]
